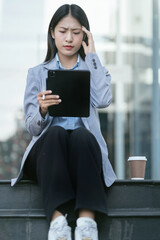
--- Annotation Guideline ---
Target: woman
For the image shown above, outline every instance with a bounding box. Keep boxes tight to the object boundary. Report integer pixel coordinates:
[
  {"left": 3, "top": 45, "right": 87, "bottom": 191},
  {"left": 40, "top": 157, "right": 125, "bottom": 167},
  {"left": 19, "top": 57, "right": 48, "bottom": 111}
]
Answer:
[{"left": 11, "top": 4, "right": 117, "bottom": 240}]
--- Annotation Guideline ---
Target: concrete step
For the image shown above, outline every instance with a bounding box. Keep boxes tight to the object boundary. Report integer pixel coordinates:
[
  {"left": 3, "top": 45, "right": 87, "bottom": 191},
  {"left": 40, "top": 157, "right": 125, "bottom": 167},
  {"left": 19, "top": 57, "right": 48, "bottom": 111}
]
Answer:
[{"left": 0, "top": 180, "right": 160, "bottom": 240}]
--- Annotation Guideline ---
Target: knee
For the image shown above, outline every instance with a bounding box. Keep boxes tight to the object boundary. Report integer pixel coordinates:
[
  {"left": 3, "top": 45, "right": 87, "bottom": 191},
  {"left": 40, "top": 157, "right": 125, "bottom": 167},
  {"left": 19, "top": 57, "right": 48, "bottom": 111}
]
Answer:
[
  {"left": 71, "top": 127, "right": 87, "bottom": 136},
  {"left": 70, "top": 127, "right": 92, "bottom": 144},
  {"left": 46, "top": 126, "right": 67, "bottom": 139}
]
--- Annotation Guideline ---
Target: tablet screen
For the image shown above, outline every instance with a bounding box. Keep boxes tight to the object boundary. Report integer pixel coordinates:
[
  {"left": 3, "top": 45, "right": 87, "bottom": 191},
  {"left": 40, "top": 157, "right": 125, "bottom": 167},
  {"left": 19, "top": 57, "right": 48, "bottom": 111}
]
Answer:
[{"left": 46, "top": 70, "right": 90, "bottom": 117}]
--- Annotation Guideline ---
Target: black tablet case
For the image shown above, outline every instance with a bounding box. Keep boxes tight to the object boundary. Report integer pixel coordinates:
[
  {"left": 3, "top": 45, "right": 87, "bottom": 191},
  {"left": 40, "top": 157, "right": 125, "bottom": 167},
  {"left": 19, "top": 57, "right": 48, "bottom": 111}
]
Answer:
[{"left": 46, "top": 70, "right": 90, "bottom": 117}]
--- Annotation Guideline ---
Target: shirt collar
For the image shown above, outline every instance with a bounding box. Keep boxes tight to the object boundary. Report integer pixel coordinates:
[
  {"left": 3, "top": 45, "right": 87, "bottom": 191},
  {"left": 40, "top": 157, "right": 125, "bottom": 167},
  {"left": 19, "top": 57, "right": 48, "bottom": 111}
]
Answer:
[{"left": 56, "top": 53, "right": 79, "bottom": 70}]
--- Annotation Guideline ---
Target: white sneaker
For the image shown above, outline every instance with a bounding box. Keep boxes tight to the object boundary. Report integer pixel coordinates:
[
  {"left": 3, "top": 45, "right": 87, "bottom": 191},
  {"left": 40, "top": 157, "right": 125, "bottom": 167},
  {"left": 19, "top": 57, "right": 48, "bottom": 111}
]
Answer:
[
  {"left": 48, "top": 215, "right": 72, "bottom": 240},
  {"left": 75, "top": 217, "right": 98, "bottom": 240}
]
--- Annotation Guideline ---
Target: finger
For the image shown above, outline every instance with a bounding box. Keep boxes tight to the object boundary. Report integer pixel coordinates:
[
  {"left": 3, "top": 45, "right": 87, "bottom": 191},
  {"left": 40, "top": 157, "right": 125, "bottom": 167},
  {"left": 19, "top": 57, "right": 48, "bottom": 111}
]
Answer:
[
  {"left": 39, "top": 99, "right": 61, "bottom": 110},
  {"left": 38, "top": 98, "right": 62, "bottom": 107},
  {"left": 82, "top": 27, "right": 94, "bottom": 48},
  {"left": 41, "top": 99, "right": 62, "bottom": 108},
  {"left": 42, "top": 94, "right": 60, "bottom": 100},
  {"left": 37, "top": 90, "right": 52, "bottom": 98},
  {"left": 82, "top": 26, "right": 89, "bottom": 33},
  {"left": 82, "top": 26, "right": 92, "bottom": 38},
  {"left": 47, "top": 100, "right": 62, "bottom": 106},
  {"left": 43, "top": 99, "right": 62, "bottom": 104},
  {"left": 37, "top": 94, "right": 60, "bottom": 102},
  {"left": 81, "top": 41, "right": 88, "bottom": 55},
  {"left": 48, "top": 94, "right": 60, "bottom": 99},
  {"left": 82, "top": 41, "right": 87, "bottom": 48}
]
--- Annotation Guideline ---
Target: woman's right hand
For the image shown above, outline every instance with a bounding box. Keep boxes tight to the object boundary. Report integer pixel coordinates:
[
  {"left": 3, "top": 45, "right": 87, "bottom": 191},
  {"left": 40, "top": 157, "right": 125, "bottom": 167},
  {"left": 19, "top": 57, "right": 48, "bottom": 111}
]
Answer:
[{"left": 37, "top": 90, "right": 61, "bottom": 118}]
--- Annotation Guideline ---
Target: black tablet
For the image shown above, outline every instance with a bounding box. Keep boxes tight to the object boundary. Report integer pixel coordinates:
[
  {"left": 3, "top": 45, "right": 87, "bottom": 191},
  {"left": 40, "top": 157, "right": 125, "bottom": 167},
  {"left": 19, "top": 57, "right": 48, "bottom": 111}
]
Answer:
[{"left": 46, "top": 70, "right": 90, "bottom": 117}]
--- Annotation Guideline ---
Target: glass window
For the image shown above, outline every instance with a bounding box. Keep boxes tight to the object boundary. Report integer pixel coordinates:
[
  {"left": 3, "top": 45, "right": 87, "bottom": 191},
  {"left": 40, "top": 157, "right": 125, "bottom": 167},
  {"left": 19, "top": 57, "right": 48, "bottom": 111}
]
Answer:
[{"left": 0, "top": 0, "right": 159, "bottom": 180}]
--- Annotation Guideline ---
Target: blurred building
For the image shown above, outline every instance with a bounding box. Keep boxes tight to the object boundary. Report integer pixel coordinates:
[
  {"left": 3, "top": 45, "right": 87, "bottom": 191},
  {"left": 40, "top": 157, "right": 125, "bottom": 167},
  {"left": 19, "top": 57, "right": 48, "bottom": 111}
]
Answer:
[
  {"left": 96, "top": 0, "right": 160, "bottom": 180},
  {"left": 0, "top": 109, "right": 31, "bottom": 179},
  {"left": 0, "top": 0, "right": 45, "bottom": 179},
  {"left": 0, "top": 0, "right": 159, "bottom": 180}
]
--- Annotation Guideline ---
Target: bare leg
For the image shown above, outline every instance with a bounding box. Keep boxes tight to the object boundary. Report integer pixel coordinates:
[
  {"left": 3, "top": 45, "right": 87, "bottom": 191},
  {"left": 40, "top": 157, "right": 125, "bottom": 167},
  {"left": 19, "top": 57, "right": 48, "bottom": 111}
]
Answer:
[
  {"left": 79, "top": 209, "right": 95, "bottom": 219},
  {"left": 51, "top": 210, "right": 63, "bottom": 222}
]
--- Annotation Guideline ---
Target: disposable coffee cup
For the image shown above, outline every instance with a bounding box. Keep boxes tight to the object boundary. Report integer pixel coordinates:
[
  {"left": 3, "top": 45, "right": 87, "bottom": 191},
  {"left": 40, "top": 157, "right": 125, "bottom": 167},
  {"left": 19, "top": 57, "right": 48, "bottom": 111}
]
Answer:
[{"left": 128, "top": 156, "right": 147, "bottom": 180}]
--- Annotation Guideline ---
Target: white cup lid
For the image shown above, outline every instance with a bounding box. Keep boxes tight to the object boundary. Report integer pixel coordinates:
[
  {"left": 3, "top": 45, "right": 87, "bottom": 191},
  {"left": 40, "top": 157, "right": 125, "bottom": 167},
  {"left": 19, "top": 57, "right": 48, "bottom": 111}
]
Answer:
[{"left": 128, "top": 156, "right": 147, "bottom": 161}]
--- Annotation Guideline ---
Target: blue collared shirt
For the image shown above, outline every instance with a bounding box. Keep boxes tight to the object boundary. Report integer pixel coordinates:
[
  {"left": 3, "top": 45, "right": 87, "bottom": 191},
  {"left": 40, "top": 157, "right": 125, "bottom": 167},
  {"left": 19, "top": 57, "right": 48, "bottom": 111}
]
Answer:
[{"left": 51, "top": 54, "right": 84, "bottom": 130}]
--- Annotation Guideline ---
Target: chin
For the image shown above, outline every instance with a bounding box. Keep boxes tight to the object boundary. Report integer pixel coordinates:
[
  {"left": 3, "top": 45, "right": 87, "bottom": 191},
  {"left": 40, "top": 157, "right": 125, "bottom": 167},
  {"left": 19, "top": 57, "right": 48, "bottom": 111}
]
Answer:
[{"left": 64, "top": 52, "right": 77, "bottom": 57}]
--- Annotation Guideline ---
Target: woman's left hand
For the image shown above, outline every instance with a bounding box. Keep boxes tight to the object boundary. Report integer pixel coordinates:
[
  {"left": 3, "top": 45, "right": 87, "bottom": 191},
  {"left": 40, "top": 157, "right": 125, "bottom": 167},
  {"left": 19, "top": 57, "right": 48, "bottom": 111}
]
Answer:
[{"left": 82, "top": 26, "right": 96, "bottom": 55}]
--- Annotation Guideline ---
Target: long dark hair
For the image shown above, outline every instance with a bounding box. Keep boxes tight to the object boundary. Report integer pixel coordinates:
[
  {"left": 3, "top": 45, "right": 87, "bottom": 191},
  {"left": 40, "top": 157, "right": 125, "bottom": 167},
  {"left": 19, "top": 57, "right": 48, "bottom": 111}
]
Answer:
[{"left": 44, "top": 4, "right": 90, "bottom": 63}]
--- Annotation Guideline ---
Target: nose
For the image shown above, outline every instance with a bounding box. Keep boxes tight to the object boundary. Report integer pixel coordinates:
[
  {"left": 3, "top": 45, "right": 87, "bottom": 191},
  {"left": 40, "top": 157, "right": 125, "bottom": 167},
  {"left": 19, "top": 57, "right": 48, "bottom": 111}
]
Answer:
[{"left": 65, "top": 31, "right": 73, "bottom": 42}]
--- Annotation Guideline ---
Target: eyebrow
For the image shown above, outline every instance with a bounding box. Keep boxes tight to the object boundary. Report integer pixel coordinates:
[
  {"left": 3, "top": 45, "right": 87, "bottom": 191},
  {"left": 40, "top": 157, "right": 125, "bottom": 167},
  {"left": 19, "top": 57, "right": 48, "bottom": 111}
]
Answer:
[{"left": 59, "top": 27, "right": 82, "bottom": 31}]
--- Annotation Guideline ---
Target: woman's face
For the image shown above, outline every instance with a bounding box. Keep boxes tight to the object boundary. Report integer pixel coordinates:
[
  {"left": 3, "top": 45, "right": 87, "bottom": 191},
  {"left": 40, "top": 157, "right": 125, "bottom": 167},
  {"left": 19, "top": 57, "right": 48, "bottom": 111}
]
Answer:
[{"left": 51, "top": 14, "right": 83, "bottom": 58}]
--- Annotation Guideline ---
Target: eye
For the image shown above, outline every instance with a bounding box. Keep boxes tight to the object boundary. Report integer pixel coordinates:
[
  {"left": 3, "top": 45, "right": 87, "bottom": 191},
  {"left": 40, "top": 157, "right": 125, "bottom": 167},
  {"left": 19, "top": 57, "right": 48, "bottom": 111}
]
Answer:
[
  {"left": 73, "top": 32, "right": 80, "bottom": 35},
  {"left": 59, "top": 31, "right": 65, "bottom": 33}
]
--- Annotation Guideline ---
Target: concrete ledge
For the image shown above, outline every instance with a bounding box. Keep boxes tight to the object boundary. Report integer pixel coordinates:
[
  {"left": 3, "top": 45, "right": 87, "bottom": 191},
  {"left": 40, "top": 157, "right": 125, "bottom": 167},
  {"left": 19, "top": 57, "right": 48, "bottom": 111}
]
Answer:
[{"left": 1, "top": 180, "right": 160, "bottom": 240}]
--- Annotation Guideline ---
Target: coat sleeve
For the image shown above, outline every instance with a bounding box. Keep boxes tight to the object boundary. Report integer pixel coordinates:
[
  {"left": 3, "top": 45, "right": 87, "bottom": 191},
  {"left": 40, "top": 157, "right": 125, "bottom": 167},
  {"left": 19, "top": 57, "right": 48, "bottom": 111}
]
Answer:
[
  {"left": 85, "top": 53, "right": 112, "bottom": 108},
  {"left": 24, "top": 67, "right": 50, "bottom": 136}
]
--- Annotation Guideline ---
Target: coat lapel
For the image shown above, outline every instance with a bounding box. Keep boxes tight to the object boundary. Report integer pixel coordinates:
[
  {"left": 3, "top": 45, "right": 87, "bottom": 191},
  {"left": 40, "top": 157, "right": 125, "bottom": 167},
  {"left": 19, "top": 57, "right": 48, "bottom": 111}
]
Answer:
[{"left": 43, "top": 57, "right": 58, "bottom": 70}]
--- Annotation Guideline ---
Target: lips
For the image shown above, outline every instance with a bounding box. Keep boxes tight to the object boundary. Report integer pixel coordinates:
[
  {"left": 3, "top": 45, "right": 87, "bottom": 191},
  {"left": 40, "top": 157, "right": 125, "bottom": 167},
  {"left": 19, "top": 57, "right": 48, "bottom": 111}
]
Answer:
[{"left": 64, "top": 45, "right": 73, "bottom": 50}]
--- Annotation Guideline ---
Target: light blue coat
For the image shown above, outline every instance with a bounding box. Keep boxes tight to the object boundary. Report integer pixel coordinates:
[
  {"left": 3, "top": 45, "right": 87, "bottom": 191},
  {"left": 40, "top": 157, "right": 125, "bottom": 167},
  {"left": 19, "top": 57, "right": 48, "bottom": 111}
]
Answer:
[{"left": 11, "top": 53, "right": 117, "bottom": 187}]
